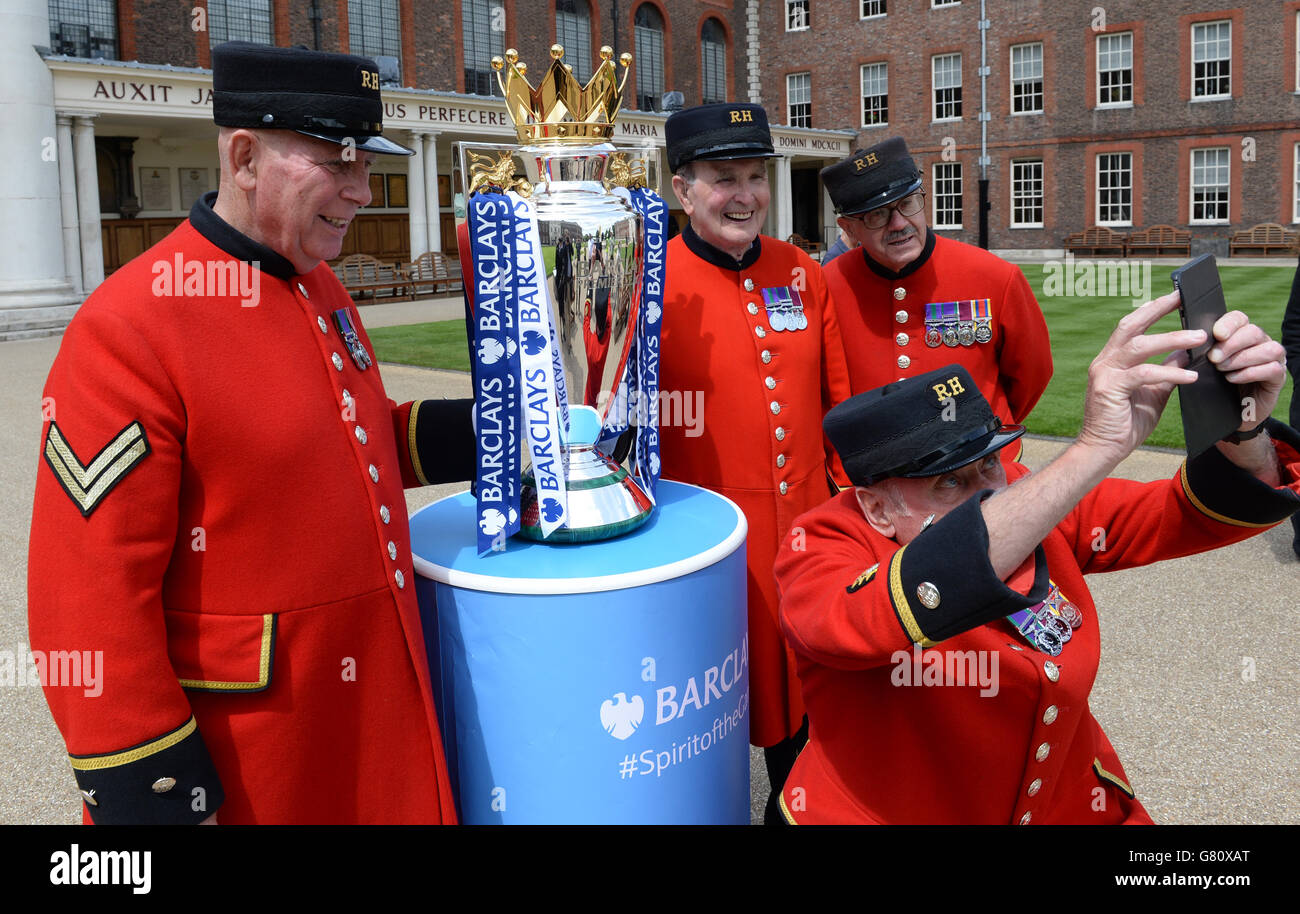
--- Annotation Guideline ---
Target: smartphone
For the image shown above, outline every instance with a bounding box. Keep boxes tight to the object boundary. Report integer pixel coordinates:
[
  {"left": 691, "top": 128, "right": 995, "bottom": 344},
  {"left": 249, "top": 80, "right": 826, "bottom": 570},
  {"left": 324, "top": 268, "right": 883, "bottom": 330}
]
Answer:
[{"left": 1169, "top": 254, "right": 1242, "bottom": 457}]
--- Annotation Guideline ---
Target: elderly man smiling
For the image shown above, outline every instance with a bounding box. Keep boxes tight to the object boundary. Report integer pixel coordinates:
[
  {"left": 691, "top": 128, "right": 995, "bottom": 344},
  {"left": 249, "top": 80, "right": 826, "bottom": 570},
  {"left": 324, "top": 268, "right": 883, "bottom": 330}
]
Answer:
[
  {"left": 657, "top": 102, "right": 852, "bottom": 824},
  {"left": 28, "top": 42, "right": 474, "bottom": 825}
]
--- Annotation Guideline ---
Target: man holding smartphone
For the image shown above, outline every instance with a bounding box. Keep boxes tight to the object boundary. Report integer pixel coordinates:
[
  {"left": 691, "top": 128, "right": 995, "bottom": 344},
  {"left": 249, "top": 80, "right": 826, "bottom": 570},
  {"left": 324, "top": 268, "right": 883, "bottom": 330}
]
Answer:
[{"left": 773, "top": 291, "right": 1298, "bottom": 823}]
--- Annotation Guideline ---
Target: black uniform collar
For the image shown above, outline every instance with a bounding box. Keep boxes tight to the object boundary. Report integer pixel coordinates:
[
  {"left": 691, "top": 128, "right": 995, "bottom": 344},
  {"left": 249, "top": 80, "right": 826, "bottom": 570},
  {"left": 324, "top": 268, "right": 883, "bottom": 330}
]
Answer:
[
  {"left": 860, "top": 228, "right": 936, "bottom": 282},
  {"left": 189, "top": 191, "right": 298, "bottom": 280},
  {"left": 682, "top": 222, "right": 762, "bottom": 272}
]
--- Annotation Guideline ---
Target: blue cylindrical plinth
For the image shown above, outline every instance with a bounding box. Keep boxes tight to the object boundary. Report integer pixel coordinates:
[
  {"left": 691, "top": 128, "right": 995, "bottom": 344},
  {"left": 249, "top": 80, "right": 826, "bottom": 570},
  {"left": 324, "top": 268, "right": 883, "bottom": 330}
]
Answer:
[{"left": 410, "top": 480, "right": 749, "bottom": 824}]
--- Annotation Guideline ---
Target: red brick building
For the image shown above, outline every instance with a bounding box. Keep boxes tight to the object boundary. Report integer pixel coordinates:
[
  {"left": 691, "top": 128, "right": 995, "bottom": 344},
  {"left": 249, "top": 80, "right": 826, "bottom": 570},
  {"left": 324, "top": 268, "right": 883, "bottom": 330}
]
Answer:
[
  {"left": 12, "top": 0, "right": 849, "bottom": 331},
  {"left": 758, "top": 0, "right": 1300, "bottom": 254}
]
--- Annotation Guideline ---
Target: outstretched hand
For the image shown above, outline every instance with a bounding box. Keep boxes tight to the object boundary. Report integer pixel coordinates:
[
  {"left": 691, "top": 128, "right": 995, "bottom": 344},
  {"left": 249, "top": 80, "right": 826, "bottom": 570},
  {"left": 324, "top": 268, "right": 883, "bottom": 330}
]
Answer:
[{"left": 1076, "top": 290, "right": 1202, "bottom": 465}]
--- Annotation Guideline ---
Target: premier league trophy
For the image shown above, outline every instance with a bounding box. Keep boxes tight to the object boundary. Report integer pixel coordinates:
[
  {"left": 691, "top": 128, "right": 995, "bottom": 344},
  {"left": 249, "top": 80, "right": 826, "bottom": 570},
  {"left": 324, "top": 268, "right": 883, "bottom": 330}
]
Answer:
[
  {"left": 462, "top": 45, "right": 667, "bottom": 553},
  {"left": 416, "top": 46, "right": 750, "bottom": 821}
]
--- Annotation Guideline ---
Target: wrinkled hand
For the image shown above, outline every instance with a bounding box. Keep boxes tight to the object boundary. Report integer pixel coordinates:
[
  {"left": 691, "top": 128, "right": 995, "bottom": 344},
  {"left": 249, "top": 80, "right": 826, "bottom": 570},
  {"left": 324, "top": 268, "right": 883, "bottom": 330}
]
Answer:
[
  {"left": 1207, "top": 310, "right": 1288, "bottom": 430},
  {"left": 1077, "top": 291, "right": 1202, "bottom": 464}
]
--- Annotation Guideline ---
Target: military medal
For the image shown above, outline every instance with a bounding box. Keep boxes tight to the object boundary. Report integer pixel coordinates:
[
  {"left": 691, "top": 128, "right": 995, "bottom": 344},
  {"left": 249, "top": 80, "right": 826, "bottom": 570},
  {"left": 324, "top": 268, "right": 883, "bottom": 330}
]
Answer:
[
  {"left": 924, "top": 303, "right": 943, "bottom": 347},
  {"left": 957, "top": 300, "right": 976, "bottom": 347},
  {"left": 762, "top": 286, "right": 807, "bottom": 333},
  {"left": 332, "top": 307, "right": 373, "bottom": 370},
  {"left": 1006, "top": 581, "right": 1078, "bottom": 655},
  {"left": 972, "top": 298, "right": 993, "bottom": 344},
  {"left": 792, "top": 288, "right": 808, "bottom": 330},
  {"left": 941, "top": 301, "right": 960, "bottom": 347}
]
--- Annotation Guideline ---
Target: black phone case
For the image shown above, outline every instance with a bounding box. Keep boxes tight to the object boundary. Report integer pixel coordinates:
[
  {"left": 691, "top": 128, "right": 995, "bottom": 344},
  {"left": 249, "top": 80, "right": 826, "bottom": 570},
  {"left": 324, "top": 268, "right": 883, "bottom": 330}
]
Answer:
[{"left": 1170, "top": 254, "right": 1242, "bottom": 457}]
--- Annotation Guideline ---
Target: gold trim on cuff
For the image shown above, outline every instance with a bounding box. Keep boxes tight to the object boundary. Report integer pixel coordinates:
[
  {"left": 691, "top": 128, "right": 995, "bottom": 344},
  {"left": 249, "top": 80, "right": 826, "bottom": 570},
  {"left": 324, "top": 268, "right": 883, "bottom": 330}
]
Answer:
[
  {"left": 1180, "top": 462, "right": 1275, "bottom": 528},
  {"left": 408, "top": 401, "right": 430, "bottom": 486},
  {"left": 889, "top": 547, "right": 934, "bottom": 648},
  {"left": 69, "top": 717, "right": 197, "bottom": 771}
]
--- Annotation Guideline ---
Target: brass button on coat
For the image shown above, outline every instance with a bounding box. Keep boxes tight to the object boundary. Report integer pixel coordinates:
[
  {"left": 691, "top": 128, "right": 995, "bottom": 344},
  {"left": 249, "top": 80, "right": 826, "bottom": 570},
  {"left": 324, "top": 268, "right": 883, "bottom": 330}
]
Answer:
[{"left": 916, "top": 582, "right": 940, "bottom": 609}]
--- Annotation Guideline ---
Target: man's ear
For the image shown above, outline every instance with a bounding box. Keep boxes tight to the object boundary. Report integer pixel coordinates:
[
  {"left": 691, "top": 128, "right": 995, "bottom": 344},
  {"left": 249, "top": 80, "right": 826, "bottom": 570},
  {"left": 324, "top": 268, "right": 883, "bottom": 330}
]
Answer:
[
  {"left": 670, "top": 173, "right": 694, "bottom": 214},
  {"left": 854, "top": 485, "right": 896, "bottom": 539},
  {"left": 225, "top": 129, "right": 259, "bottom": 192}
]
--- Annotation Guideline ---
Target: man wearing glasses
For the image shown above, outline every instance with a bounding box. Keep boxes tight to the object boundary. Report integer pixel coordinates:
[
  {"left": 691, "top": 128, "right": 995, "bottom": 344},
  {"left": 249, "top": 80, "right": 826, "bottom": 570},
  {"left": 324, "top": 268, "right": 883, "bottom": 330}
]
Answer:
[{"left": 820, "top": 138, "right": 1051, "bottom": 431}]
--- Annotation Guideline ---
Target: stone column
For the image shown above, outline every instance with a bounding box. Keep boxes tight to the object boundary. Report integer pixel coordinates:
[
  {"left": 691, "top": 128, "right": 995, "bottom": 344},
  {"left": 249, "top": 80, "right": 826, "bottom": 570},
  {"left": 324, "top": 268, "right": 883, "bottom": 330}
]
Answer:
[
  {"left": 0, "top": 0, "right": 81, "bottom": 331},
  {"left": 423, "top": 133, "right": 441, "bottom": 253},
  {"left": 73, "top": 114, "right": 104, "bottom": 293},
  {"left": 774, "top": 154, "right": 793, "bottom": 243},
  {"left": 56, "top": 113, "right": 83, "bottom": 295},
  {"left": 406, "top": 131, "right": 428, "bottom": 258},
  {"left": 822, "top": 181, "right": 835, "bottom": 247}
]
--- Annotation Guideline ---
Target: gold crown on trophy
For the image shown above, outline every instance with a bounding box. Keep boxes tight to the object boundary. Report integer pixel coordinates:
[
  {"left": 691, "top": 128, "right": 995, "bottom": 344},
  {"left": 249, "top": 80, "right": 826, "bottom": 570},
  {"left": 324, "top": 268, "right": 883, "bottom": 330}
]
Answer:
[{"left": 492, "top": 44, "right": 632, "bottom": 144}]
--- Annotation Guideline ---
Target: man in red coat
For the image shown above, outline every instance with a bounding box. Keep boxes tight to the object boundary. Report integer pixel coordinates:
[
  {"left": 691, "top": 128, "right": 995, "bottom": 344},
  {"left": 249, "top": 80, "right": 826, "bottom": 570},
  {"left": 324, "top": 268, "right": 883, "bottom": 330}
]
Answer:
[
  {"left": 775, "top": 292, "right": 1299, "bottom": 824},
  {"left": 658, "top": 102, "right": 852, "bottom": 823},
  {"left": 821, "top": 138, "right": 1051, "bottom": 434},
  {"left": 27, "top": 43, "right": 473, "bottom": 824}
]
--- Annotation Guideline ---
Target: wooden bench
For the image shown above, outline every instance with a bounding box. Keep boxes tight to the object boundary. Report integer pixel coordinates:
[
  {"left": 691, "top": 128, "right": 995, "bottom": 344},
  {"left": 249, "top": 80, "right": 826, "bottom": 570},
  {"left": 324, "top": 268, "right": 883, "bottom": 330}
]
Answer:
[
  {"left": 1123, "top": 224, "right": 1191, "bottom": 257},
  {"left": 332, "top": 253, "right": 410, "bottom": 301},
  {"left": 1228, "top": 222, "right": 1299, "bottom": 257},
  {"left": 1062, "top": 226, "right": 1126, "bottom": 256},
  {"left": 786, "top": 233, "right": 824, "bottom": 259},
  {"left": 404, "top": 251, "right": 462, "bottom": 297}
]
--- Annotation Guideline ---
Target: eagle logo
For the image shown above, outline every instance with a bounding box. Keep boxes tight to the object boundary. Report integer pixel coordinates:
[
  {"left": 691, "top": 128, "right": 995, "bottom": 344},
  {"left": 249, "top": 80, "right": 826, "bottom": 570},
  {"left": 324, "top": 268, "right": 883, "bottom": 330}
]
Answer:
[{"left": 599, "top": 692, "right": 644, "bottom": 741}]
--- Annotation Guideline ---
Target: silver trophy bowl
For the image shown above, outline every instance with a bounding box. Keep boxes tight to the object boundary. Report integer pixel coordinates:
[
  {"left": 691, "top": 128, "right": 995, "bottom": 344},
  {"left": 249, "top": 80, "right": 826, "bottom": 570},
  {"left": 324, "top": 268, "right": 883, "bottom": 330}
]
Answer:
[{"left": 512, "top": 142, "right": 653, "bottom": 542}]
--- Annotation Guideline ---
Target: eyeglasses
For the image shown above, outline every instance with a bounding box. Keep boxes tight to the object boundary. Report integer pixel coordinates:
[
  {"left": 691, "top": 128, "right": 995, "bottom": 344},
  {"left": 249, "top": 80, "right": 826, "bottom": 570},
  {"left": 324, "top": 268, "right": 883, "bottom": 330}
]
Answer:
[{"left": 852, "top": 191, "right": 925, "bottom": 229}]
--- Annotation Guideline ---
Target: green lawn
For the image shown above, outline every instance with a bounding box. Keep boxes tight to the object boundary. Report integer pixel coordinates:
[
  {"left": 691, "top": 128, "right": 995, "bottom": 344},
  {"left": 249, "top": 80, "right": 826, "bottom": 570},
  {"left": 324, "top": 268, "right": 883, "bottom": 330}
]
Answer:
[
  {"left": 368, "top": 319, "right": 471, "bottom": 373},
  {"left": 369, "top": 262, "right": 1297, "bottom": 450},
  {"left": 1020, "top": 263, "right": 1294, "bottom": 448}
]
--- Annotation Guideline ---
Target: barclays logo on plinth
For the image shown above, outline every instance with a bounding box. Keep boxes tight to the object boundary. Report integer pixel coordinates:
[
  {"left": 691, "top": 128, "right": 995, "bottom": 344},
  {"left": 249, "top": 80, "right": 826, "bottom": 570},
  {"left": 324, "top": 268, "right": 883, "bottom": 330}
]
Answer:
[{"left": 600, "top": 691, "right": 644, "bottom": 740}]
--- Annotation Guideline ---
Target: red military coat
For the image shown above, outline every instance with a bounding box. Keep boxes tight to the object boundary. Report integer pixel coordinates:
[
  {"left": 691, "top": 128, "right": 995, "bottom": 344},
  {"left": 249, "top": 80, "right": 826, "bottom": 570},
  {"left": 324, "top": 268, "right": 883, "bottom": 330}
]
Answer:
[
  {"left": 825, "top": 232, "right": 1052, "bottom": 426},
  {"left": 660, "top": 225, "right": 852, "bottom": 747},
  {"left": 775, "top": 429, "right": 1300, "bottom": 823},
  {"left": 28, "top": 197, "right": 473, "bottom": 824}
]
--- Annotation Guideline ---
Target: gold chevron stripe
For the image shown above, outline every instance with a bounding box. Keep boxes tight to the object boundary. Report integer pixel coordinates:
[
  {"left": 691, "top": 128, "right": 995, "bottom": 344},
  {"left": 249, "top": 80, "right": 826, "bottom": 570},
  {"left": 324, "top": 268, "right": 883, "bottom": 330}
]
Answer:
[
  {"left": 1093, "top": 757, "right": 1135, "bottom": 798},
  {"left": 47, "top": 422, "right": 142, "bottom": 488},
  {"left": 43, "top": 421, "right": 150, "bottom": 516}
]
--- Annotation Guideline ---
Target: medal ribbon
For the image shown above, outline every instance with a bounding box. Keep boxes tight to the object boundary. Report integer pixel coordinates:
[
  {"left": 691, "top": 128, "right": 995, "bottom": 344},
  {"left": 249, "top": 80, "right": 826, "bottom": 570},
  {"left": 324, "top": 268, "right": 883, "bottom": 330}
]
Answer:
[
  {"left": 506, "top": 191, "right": 568, "bottom": 539},
  {"left": 1006, "top": 580, "right": 1080, "bottom": 655},
  {"left": 467, "top": 193, "right": 521, "bottom": 555}
]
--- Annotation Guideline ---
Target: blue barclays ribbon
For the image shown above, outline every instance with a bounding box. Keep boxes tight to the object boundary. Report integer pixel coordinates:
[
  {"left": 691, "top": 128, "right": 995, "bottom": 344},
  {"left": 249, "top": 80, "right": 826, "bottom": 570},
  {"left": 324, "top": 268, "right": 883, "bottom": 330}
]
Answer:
[
  {"left": 506, "top": 191, "right": 569, "bottom": 538},
  {"left": 468, "top": 192, "right": 521, "bottom": 555},
  {"left": 628, "top": 185, "right": 666, "bottom": 503}
]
